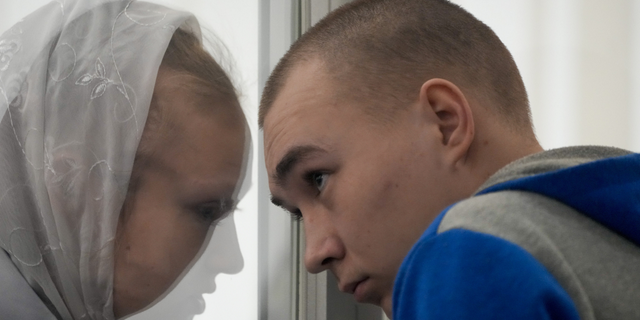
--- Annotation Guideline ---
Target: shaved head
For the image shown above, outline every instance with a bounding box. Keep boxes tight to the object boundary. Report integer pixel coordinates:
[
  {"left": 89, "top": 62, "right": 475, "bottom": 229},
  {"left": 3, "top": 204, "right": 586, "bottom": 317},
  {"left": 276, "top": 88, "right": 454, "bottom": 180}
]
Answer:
[{"left": 260, "top": 0, "right": 532, "bottom": 136}]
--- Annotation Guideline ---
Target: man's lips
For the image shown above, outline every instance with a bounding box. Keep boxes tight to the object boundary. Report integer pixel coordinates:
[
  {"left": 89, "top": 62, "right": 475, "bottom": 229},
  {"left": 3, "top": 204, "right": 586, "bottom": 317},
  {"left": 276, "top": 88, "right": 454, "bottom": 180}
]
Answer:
[{"left": 339, "top": 277, "right": 370, "bottom": 298}]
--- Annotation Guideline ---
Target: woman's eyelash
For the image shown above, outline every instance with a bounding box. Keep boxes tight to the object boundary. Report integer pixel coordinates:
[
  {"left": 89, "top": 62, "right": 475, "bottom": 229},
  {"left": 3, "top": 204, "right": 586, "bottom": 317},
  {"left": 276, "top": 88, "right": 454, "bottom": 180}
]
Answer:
[{"left": 196, "top": 199, "right": 236, "bottom": 225}]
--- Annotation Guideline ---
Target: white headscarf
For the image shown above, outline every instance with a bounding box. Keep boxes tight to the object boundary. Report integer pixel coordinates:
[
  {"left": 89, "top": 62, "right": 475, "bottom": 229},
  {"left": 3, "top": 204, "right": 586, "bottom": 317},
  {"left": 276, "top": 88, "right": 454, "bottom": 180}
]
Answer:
[{"left": 0, "top": 1, "right": 199, "bottom": 318}]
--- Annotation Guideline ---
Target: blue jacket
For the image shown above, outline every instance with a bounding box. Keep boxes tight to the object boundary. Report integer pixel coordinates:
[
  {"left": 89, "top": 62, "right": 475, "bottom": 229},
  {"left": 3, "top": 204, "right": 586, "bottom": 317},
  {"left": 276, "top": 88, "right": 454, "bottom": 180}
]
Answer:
[{"left": 393, "top": 147, "right": 640, "bottom": 320}]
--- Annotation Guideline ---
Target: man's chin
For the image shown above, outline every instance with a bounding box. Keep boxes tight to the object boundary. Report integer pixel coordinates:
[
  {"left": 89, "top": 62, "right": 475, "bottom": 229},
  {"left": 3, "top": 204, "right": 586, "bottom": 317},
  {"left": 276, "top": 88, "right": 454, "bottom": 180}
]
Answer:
[{"left": 381, "top": 296, "right": 392, "bottom": 319}]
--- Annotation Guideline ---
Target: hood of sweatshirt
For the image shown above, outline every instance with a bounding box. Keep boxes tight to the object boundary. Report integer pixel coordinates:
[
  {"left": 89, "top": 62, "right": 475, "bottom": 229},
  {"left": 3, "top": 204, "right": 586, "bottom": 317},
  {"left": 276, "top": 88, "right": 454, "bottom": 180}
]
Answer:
[{"left": 477, "top": 146, "right": 640, "bottom": 246}]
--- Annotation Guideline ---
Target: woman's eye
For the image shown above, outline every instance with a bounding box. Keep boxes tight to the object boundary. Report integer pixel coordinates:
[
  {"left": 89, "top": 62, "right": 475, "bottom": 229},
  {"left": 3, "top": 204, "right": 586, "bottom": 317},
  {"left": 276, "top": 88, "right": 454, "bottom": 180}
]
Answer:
[
  {"left": 196, "top": 199, "right": 234, "bottom": 225},
  {"left": 311, "top": 172, "right": 328, "bottom": 191}
]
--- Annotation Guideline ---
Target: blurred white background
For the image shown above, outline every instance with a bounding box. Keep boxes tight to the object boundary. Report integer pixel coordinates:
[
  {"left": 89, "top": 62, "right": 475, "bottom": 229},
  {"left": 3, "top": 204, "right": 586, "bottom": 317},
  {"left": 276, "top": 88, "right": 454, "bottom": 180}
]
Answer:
[
  {"left": 2, "top": 1, "right": 639, "bottom": 320},
  {"left": 452, "top": 0, "right": 640, "bottom": 152}
]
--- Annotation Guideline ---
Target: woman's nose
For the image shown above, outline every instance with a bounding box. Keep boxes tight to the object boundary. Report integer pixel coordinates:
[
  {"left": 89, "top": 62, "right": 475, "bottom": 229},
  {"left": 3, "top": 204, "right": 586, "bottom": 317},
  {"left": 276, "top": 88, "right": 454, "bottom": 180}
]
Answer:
[{"left": 205, "top": 213, "right": 244, "bottom": 275}]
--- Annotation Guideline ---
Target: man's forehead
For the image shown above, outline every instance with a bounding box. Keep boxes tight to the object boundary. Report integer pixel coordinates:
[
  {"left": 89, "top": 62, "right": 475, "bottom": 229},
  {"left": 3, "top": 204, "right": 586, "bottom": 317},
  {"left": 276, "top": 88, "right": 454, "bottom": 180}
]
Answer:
[
  {"left": 268, "top": 59, "right": 332, "bottom": 118},
  {"left": 263, "top": 60, "right": 335, "bottom": 159}
]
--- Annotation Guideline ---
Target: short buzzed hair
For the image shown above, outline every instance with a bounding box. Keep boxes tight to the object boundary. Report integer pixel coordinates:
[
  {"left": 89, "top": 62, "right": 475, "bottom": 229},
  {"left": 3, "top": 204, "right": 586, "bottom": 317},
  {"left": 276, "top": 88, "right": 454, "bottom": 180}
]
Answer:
[{"left": 259, "top": 0, "right": 532, "bottom": 133}]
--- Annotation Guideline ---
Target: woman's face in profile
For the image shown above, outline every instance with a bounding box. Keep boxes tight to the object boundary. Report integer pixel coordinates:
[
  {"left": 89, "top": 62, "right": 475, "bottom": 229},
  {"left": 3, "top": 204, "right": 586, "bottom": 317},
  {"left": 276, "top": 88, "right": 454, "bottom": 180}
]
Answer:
[{"left": 112, "top": 68, "right": 247, "bottom": 318}]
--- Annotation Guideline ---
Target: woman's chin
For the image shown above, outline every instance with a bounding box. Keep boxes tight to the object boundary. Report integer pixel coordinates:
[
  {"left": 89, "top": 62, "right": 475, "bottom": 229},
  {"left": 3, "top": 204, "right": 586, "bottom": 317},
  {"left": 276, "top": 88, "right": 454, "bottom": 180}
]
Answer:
[{"left": 190, "top": 295, "right": 207, "bottom": 316}]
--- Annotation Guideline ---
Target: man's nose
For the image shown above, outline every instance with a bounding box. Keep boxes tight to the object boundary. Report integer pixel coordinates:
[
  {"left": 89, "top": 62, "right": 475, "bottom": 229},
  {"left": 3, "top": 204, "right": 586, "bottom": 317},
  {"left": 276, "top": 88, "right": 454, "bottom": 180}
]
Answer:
[{"left": 303, "top": 215, "right": 345, "bottom": 274}]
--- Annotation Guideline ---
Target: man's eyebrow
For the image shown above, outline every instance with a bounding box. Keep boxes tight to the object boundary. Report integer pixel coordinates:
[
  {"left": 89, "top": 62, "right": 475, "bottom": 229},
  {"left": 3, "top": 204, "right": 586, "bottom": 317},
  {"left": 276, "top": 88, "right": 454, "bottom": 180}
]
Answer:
[{"left": 273, "top": 145, "right": 326, "bottom": 187}]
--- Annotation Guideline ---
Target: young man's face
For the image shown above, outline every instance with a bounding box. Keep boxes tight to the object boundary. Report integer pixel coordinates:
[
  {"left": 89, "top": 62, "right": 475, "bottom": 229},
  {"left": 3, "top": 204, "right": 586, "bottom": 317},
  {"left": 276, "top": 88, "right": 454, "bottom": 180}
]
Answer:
[{"left": 263, "top": 60, "right": 459, "bottom": 314}]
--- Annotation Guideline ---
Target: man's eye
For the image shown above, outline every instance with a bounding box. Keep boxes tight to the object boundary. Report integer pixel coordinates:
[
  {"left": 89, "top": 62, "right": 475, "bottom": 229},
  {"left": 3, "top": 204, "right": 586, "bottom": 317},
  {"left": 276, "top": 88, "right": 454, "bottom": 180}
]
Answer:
[{"left": 310, "top": 172, "right": 328, "bottom": 191}]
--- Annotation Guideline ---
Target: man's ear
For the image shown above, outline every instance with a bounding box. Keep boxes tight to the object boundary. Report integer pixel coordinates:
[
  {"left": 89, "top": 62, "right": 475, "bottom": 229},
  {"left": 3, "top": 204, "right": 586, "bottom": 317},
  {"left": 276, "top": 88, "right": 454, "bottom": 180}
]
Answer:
[{"left": 418, "top": 78, "right": 475, "bottom": 166}]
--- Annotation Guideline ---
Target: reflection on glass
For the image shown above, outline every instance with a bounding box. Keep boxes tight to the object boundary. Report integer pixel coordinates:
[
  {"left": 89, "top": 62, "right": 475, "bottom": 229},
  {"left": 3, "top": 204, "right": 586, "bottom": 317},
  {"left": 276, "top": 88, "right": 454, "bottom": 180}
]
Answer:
[
  {"left": 0, "top": 0, "right": 249, "bottom": 319},
  {"left": 130, "top": 214, "right": 244, "bottom": 320}
]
